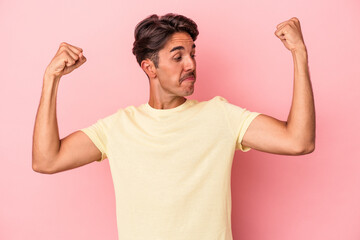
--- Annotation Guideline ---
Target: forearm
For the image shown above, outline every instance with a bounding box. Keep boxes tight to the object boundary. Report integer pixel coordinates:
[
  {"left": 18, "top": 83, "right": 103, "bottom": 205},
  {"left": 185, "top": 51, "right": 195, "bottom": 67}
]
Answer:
[
  {"left": 32, "top": 73, "right": 61, "bottom": 171},
  {"left": 286, "top": 47, "right": 315, "bottom": 151}
]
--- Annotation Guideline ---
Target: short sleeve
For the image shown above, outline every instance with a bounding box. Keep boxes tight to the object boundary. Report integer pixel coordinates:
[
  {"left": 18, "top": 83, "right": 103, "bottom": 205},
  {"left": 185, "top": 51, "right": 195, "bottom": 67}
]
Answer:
[
  {"left": 80, "top": 119, "right": 108, "bottom": 162},
  {"left": 216, "top": 96, "right": 261, "bottom": 152}
]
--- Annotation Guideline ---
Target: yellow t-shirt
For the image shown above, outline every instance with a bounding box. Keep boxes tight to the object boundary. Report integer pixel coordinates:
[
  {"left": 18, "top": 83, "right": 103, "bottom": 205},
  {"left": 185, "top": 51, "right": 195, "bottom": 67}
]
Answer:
[{"left": 80, "top": 95, "right": 261, "bottom": 240}]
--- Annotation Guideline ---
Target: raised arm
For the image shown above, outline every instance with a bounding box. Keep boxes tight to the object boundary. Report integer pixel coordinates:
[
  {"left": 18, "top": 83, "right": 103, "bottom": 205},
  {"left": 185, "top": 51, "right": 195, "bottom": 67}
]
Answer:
[
  {"left": 32, "top": 42, "right": 102, "bottom": 174},
  {"left": 241, "top": 17, "right": 315, "bottom": 155}
]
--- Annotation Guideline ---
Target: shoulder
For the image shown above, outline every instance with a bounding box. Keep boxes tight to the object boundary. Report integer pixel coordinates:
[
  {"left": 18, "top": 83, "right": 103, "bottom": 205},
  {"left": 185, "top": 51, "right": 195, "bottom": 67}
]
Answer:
[
  {"left": 210, "top": 95, "right": 229, "bottom": 103},
  {"left": 199, "top": 96, "right": 230, "bottom": 107},
  {"left": 96, "top": 108, "right": 123, "bottom": 126},
  {"left": 208, "top": 95, "right": 233, "bottom": 110},
  {"left": 210, "top": 96, "right": 256, "bottom": 118},
  {"left": 190, "top": 96, "right": 232, "bottom": 112},
  {"left": 208, "top": 96, "right": 229, "bottom": 104}
]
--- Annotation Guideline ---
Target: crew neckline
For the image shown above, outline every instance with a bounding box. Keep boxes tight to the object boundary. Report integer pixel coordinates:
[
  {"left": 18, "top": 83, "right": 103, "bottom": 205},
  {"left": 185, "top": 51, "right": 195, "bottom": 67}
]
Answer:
[{"left": 143, "top": 98, "right": 192, "bottom": 114}]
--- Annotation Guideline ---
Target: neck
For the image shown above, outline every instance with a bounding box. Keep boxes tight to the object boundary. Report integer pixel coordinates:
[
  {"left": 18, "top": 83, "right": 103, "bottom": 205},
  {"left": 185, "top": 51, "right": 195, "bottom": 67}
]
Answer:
[
  {"left": 148, "top": 79, "right": 186, "bottom": 109},
  {"left": 148, "top": 95, "right": 186, "bottom": 110}
]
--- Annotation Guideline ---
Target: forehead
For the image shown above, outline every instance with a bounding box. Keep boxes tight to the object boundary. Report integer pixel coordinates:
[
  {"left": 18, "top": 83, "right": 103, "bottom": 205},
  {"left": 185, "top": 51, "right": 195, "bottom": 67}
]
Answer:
[{"left": 163, "top": 32, "right": 195, "bottom": 51}]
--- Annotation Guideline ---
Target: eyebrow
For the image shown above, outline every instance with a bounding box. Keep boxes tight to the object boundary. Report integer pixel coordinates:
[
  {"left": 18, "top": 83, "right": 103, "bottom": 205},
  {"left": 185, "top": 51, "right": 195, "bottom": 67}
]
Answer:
[{"left": 170, "top": 43, "right": 196, "bottom": 52}]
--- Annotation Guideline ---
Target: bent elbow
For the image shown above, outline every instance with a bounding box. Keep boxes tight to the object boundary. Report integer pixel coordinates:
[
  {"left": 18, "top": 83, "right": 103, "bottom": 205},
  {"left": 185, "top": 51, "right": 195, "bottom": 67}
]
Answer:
[
  {"left": 307, "top": 142, "right": 315, "bottom": 154},
  {"left": 32, "top": 158, "right": 56, "bottom": 174},
  {"left": 294, "top": 141, "right": 315, "bottom": 155}
]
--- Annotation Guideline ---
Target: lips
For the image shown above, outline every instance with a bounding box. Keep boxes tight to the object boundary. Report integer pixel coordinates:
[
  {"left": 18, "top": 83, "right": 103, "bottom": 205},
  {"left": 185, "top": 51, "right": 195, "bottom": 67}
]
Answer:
[{"left": 181, "top": 76, "right": 195, "bottom": 83}]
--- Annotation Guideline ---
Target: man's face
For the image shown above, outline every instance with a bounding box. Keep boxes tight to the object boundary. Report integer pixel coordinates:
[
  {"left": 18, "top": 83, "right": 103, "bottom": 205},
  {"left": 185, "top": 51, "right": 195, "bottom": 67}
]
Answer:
[{"left": 154, "top": 31, "right": 196, "bottom": 97}]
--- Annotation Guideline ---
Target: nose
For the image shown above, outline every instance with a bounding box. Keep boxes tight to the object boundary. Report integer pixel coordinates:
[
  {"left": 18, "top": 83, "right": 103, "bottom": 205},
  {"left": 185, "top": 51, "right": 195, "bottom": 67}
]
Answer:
[{"left": 184, "top": 55, "right": 196, "bottom": 72}]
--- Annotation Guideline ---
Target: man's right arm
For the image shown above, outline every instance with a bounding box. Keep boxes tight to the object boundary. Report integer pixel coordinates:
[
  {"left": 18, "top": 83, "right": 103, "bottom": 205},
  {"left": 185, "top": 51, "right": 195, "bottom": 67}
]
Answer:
[{"left": 32, "top": 42, "right": 102, "bottom": 174}]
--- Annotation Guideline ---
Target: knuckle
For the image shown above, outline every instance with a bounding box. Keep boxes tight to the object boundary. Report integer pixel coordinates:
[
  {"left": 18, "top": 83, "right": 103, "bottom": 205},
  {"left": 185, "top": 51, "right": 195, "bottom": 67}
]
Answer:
[
  {"left": 60, "top": 50, "right": 67, "bottom": 57},
  {"left": 68, "top": 57, "right": 75, "bottom": 65},
  {"left": 59, "top": 45, "right": 68, "bottom": 51}
]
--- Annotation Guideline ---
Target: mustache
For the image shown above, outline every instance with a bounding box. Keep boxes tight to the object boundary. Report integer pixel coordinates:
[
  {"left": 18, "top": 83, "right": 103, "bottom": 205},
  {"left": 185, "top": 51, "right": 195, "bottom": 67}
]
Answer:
[{"left": 180, "top": 72, "right": 196, "bottom": 82}]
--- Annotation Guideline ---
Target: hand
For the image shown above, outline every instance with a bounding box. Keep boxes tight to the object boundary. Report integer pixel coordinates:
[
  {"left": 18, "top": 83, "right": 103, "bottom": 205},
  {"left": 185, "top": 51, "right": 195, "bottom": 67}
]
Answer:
[
  {"left": 275, "top": 17, "right": 306, "bottom": 52},
  {"left": 45, "top": 42, "right": 87, "bottom": 78}
]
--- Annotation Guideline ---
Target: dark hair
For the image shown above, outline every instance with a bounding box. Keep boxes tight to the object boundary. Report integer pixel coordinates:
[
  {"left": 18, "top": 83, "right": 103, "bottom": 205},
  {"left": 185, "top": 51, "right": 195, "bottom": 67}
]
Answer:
[{"left": 132, "top": 13, "right": 199, "bottom": 68}]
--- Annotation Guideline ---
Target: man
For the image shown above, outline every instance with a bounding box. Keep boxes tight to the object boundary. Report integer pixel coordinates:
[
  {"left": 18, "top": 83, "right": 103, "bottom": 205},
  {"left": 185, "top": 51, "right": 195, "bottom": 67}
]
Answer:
[{"left": 32, "top": 13, "right": 315, "bottom": 240}]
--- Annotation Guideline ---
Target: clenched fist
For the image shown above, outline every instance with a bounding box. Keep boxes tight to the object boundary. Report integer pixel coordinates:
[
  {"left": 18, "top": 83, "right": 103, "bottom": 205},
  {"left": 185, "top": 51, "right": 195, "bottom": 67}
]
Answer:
[
  {"left": 275, "top": 17, "right": 306, "bottom": 52},
  {"left": 45, "top": 42, "right": 87, "bottom": 78}
]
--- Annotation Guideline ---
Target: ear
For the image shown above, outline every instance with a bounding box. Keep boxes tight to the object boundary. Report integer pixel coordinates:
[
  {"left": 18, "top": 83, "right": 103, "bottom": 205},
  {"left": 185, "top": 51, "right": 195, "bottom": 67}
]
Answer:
[{"left": 141, "top": 59, "right": 157, "bottom": 79}]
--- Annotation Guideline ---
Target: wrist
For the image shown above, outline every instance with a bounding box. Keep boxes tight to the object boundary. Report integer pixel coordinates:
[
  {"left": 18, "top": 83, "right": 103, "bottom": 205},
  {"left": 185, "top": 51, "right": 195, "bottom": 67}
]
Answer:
[
  {"left": 291, "top": 45, "right": 308, "bottom": 61},
  {"left": 44, "top": 66, "right": 62, "bottom": 79},
  {"left": 43, "top": 70, "right": 61, "bottom": 82},
  {"left": 43, "top": 72, "right": 61, "bottom": 91},
  {"left": 291, "top": 44, "right": 307, "bottom": 55}
]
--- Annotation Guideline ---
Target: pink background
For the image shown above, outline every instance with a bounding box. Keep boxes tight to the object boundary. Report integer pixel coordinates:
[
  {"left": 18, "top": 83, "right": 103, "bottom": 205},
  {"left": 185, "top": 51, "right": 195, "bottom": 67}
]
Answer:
[{"left": 1, "top": 0, "right": 359, "bottom": 239}]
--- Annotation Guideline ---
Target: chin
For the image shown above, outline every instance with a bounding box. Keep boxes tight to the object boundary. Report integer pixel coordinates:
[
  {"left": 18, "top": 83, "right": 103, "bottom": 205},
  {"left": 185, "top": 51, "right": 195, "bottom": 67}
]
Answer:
[{"left": 183, "top": 88, "right": 195, "bottom": 96}]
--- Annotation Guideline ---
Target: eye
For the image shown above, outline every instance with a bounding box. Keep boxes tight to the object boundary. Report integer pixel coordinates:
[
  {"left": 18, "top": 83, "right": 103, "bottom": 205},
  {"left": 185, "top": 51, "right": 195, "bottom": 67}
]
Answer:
[{"left": 174, "top": 56, "right": 182, "bottom": 61}]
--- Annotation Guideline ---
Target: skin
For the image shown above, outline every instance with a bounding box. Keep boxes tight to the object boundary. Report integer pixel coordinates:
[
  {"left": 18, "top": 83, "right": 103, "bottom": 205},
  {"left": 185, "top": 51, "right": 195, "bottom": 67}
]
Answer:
[
  {"left": 32, "top": 17, "right": 315, "bottom": 175},
  {"left": 242, "top": 17, "right": 315, "bottom": 154},
  {"left": 140, "top": 18, "right": 315, "bottom": 155},
  {"left": 141, "top": 32, "right": 197, "bottom": 109}
]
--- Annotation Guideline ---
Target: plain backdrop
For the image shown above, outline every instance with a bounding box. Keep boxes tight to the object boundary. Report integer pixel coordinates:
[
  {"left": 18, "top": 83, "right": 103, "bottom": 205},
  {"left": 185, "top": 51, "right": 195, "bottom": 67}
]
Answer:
[{"left": 1, "top": 0, "right": 360, "bottom": 239}]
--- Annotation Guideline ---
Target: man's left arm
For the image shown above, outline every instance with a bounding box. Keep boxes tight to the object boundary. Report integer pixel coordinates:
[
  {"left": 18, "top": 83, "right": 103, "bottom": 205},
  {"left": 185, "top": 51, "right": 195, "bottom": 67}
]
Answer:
[{"left": 241, "top": 17, "right": 315, "bottom": 155}]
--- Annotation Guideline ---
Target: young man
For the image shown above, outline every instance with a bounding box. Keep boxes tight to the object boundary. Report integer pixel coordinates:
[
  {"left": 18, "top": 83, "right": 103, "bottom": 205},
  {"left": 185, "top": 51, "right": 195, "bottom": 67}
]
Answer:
[{"left": 32, "top": 13, "right": 315, "bottom": 240}]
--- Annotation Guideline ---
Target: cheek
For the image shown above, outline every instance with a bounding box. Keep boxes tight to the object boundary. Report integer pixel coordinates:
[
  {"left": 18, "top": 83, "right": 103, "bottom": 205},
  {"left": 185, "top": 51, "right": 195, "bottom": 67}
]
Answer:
[
  {"left": 157, "top": 67, "right": 177, "bottom": 84},
  {"left": 166, "top": 65, "right": 182, "bottom": 79},
  {"left": 158, "top": 61, "right": 183, "bottom": 83}
]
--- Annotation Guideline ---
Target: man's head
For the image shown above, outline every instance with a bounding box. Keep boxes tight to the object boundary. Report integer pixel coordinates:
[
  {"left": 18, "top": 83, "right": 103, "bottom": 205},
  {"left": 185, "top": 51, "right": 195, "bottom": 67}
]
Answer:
[
  {"left": 132, "top": 13, "right": 199, "bottom": 98},
  {"left": 132, "top": 13, "right": 198, "bottom": 69}
]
